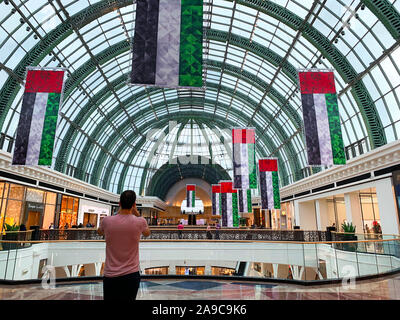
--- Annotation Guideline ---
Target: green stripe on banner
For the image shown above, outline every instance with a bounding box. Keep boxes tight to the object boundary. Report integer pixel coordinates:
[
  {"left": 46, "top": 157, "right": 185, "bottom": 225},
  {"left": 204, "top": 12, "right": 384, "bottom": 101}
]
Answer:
[
  {"left": 246, "top": 189, "right": 252, "bottom": 213},
  {"left": 247, "top": 143, "right": 257, "bottom": 189},
  {"left": 272, "top": 171, "right": 281, "bottom": 209},
  {"left": 219, "top": 193, "right": 222, "bottom": 216},
  {"left": 325, "top": 94, "right": 346, "bottom": 165},
  {"left": 232, "top": 193, "right": 239, "bottom": 227},
  {"left": 38, "top": 93, "right": 61, "bottom": 166},
  {"left": 192, "top": 190, "right": 195, "bottom": 207},
  {"left": 179, "top": 0, "right": 203, "bottom": 87}
]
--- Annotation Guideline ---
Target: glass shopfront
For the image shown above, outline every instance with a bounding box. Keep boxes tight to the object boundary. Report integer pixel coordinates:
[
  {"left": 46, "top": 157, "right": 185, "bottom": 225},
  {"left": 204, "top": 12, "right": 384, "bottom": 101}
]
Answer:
[
  {"left": 359, "top": 188, "right": 381, "bottom": 233},
  {"left": 327, "top": 195, "right": 346, "bottom": 230},
  {"left": 175, "top": 266, "right": 205, "bottom": 275},
  {"left": 59, "top": 195, "right": 79, "bottom": 228},
  {"left": 0, "top": 182, "right": 57, "bottom": 231}
]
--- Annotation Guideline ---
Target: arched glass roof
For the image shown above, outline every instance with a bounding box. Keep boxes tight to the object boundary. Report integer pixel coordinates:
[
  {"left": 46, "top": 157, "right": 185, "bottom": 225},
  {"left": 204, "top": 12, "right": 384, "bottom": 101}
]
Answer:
[{"left": 1, "top": 0, "right": 400, "bottom": 196}]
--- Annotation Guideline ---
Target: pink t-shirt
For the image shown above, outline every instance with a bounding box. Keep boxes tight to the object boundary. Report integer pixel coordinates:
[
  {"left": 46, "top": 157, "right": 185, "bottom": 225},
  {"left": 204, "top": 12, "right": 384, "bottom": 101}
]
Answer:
[{"left": 99, "top": 214, "right": 148, "bottom": 277}]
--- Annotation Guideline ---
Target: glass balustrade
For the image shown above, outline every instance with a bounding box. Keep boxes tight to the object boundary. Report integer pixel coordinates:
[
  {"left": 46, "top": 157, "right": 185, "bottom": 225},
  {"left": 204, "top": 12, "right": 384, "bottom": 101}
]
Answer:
[{"left": 0, "top": 229, "right": 399, "bottom": 284}]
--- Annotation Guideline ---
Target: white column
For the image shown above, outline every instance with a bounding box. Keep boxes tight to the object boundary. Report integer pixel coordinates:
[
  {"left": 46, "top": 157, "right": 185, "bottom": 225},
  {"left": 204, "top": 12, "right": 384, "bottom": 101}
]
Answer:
[
  {"left": 315, "top": 199, "right": 330, "bottom": 231},
  {"left": 95, "top": 262, "right": 102, "bottom": 276},
  {"left": 344, "top": 192, "right": 364, "bottom": 233},
  {"left": 63, "top": 266, "right": 71, "bottom": 277},
  {"left": 295, "top": 201, "right": 317, "bottom": 230},
  {"left": 272, "top": 263, "right": 278, "bottom": 279},
  {"left": 376, "top": 178, "right": 400, "bottom": 235},
  {"left": 294, "top": 200, "right": 300, "bottom": 227}
]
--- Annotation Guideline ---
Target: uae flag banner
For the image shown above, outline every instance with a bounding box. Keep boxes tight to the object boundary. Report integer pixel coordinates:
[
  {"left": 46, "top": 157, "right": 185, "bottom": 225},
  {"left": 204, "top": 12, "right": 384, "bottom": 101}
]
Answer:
[
  {"left": 220, "top": 181, "right": 239, "bottom": 227},
  {"left": 186, "top": 184, "right": 196, "bottom": 207},
  {"left": 238, "top": 189, "right": 252, "bottom": 214},
  {"left": 13, "top": 68, "right": 66, "bottom": 166},
  {"left": 298, "top": 70, "right": 346, "bottom": 166},
  {"left": 259, "top": 159, "right": 281, "bottom": 210},
  {"left": 211, "top": 184, "right": 221, "bottom": 216},
  {"left": 232, "top": 128, "right": 257, "bottom": 190},
  {"left": 130, "top": 0, "right": 203, "bottom": 88}
]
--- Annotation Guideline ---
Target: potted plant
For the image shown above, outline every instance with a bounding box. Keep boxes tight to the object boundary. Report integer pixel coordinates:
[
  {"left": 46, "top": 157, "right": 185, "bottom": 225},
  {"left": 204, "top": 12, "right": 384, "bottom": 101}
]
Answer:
[
  {"left": 2, "top": 223, "right": 20, "bottom": 250},
  {"left": 340, "top": 221, "right": 357, "bottom": 252}
]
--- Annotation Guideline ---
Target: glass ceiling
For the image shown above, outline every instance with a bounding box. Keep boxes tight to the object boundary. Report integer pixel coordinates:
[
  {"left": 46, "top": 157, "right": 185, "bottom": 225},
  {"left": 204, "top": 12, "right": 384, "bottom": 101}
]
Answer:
[{"left": 1, "top": 0, "right": 400, "bottom": 196}]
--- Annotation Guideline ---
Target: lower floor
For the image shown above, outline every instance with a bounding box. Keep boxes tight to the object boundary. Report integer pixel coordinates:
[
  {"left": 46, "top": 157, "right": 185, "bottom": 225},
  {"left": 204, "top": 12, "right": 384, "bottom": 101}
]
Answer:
[{"left": 1, "top": 273, "right": 400, "bottom": 300}]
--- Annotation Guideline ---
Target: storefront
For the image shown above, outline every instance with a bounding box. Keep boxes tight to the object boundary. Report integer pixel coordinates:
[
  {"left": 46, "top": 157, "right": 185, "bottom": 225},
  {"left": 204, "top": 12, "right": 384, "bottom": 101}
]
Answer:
[
  {"left": 58, "top": 195, "right": 79, "bottom": 228},
  {"left": 0, "top": 182, "right": 57, "bottom": 231},
  {"left": 78, "top": 199, "right": 111, "bottom": 228}
]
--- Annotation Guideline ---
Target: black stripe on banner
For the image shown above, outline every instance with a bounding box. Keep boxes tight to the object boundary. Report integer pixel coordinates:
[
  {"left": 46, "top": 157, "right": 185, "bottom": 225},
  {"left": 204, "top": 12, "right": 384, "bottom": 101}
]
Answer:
[
  {"left": 238, "top": 190, "right": 244, "bottom": 213},
  {"left": 212, "top": 193, "right": 216, "bottom": 215},
  {"left": 259, "top": 171, "right": 268, "bottom": 210},
  {"left": 131, "top": 0, "right": 160, "bottom": 84},
  {"left": 233, "top": 144, "right": 242, "bottom": 189},
  {"left": 186, "top": 190, "right": 190, "bottom": 207},
  {"left": 12, "top": 92, "right": 36, "bottom": 165},
  {"left": 301, "top": 94, "right": 321, "bottom": 165},
  {"left": 221, "top": 193, "right": 227, "bottom": 227}
]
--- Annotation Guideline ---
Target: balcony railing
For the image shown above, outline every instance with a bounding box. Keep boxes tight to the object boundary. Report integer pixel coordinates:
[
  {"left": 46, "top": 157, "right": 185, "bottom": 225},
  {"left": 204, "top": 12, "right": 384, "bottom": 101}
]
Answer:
[
  {"left": 0, "top": 235, "right": 399, "bottom": 284},
  {"left": 14, "top": 228, "right": 334, "bottom": 242}
]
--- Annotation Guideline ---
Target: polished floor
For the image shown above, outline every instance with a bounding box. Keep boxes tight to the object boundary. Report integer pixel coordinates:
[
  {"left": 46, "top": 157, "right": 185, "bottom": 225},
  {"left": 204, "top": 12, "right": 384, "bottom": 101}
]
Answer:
[{"left": 1, "top": 274, "right": 400, "bottom": 300}]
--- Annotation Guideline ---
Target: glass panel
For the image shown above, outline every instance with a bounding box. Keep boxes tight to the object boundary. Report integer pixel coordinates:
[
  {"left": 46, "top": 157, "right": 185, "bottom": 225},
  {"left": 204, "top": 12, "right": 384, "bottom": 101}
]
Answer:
[
  {"left": 8, "top": 184, "right": 25, "bottom": 201},
  {"left": 4, "top": 200, "right": 23, "bottom": 226},
  {"left": 25, "top": 188, "right": 44, "bottom": 203}
]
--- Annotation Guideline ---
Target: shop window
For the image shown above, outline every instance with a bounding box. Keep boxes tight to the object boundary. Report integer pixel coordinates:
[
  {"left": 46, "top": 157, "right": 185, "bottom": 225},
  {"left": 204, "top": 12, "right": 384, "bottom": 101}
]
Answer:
[
  {"left": 175, "top": 266, "right": 205, "bottom": 275},
  {"left": 211, "top": 266, "right": 235, "bottom": 276},
  {"left": 25, "top": 188, "right": 44, "bottom": 203},
  {"left": 83, "top": 212, "right": 98, "bottom": 227},
  {"left": 59, "top": 195, "right": 79, "bottom": 228},
  {"left": 4, "top": 200, "right": 23, "bottom": 226},
  {"left": 8, "top": 184, "right": 25, "bottom": 200},
  {"left": 145, "top": 266, "right": 169, "bottom": 275},
  {"left": 326, "top": 196, "right": 346, "bottom": 230},
  {"left": 359, "top": 188, "right": 380, "bottom": 233}
]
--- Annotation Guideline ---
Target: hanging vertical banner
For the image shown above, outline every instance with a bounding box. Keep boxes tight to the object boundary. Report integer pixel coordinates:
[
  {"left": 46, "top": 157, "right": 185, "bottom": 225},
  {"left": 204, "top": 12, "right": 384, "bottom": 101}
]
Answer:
[
  {"left": 130, "top": 0, "right": 203, "bottom": 88},
  {"left": 220, "top": 181, "right": 239, "bottom": 227},
  {"left": 238, "top": 189, "right": 252, "bottom": 214},
  {"left": 232, "top": 128, "right": 257, "bottom": 190},
  {"left": 298, "top": 69, "right": 346, "bottom": 166},
  {"left": 259, "top": 159, "right": 281, "bottom": 210},
  {"left": 186, "top": 184, "right": 196, "bottom": 207},
  {"left": 211, "top": 184, "right": 221, "bottom": 216},
  {"left": 13, "top": 67, "right": 66, "bottom": 166}
]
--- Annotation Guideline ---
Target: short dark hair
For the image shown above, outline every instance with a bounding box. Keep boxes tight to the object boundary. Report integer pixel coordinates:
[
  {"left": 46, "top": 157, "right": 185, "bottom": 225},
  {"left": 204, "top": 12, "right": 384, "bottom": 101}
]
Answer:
[{"left": 120, "top": 190, "right": 136, "bottom": 209}]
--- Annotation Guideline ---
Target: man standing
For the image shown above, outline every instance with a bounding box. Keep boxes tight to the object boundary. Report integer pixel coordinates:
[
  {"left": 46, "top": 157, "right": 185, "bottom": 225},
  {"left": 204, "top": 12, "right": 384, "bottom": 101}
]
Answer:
[{"left": 97, "top": 190, "right": 151, "bottom": 301}]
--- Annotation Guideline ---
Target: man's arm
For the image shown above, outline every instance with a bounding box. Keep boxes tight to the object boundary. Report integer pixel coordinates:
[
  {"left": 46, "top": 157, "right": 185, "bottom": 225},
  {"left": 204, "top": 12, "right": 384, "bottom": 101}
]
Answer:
[{"left": 142, "top": 224, "right": 151, "bottom": 237}]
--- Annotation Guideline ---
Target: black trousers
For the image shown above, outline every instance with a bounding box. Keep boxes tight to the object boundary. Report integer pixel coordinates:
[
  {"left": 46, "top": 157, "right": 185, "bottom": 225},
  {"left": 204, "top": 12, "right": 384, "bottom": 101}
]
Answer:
[{"left": 103, "top": 271, "right": 140, "bottom": 301}]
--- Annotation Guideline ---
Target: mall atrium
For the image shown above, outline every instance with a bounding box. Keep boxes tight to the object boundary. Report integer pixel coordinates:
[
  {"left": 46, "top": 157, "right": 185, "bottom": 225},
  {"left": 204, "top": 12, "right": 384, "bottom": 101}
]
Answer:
[{"left": 0, "top": 0, "right": 400, "bottom": 301}]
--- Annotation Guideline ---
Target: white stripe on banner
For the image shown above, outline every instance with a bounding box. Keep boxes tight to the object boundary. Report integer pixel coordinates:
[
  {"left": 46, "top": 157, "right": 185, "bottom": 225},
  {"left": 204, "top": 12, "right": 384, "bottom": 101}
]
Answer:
[
  {"left": 266, "top": 171, "right": 274, "bottom": 210},
  {"left": 25, "top": 92, "right": 48, "bottom": 165},
  {"left": 240, "top": 190, "right": 248, "bottom": 213},
  {"left": 227, "top": 193, "right": 233, "bottom": 227},
  {"left": 314, "top": 93, "right": 333, "bottom": 165},
  {"left": 155, "top": 0, "right": 181, "bottom": 86},
  {"left": 233, "top": 143, "right": 249, "bottom": 189},
  {"left": 215, "top": 195, "right": 219, "bottom": 215}
]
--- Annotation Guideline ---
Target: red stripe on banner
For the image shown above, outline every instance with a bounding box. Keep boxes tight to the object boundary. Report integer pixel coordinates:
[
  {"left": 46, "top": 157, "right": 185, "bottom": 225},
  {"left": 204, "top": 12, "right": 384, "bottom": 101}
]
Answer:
[
  {"left": 25, "top": 70, "right": 65, "bottom": 93},
  {"left": 187, "top": 185, "right": 195, "bottom": 191},
  {"left": 259, "top": 159, "right": 278, "bottom": 172},
  {"left": 220, "top": 181, "right": 237, "bottom": 193},
  {"left": 298, "top": 71, "right": 336, "bottom": 94},
  {"left": 212, "top": 185, "right": 221, "bottom": 193},
  {"left": 232, "top": 129, "right": 242, "bottom": 144},
  {"left": 243, "top": 128, "right": 255, "bottom": 144},
  {"left": 233, "top": 128, "right": 255, "bottom": 144}
]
